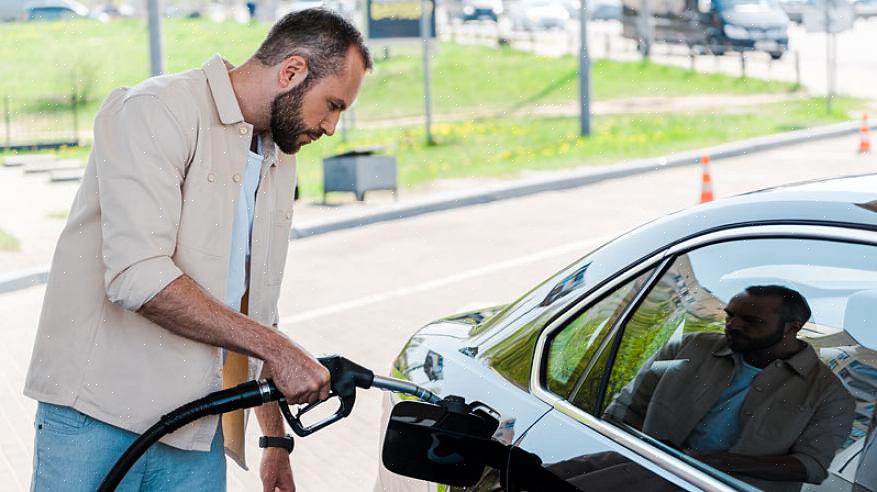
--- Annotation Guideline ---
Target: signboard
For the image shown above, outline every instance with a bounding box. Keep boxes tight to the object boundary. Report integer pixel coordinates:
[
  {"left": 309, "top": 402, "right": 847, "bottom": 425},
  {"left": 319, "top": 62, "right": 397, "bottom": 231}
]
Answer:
[
  {"left": 803, "top": 0, "right": 855, "bottom": 33},
  {"left": 366, "top": 0, "right": 436, "bottom": 39}
]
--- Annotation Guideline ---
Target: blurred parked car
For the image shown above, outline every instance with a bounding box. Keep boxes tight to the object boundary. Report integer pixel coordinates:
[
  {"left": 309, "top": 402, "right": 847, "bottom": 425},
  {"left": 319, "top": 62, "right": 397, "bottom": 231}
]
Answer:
[
  {"left": 461, "top": 0, "right": 504, "bottom": 21},
  {"left": 778, "top": 0, "right": 816, "bottom": 23},
  {"left": 507, "top": 0, "right": 570, "bottom": 30},
  {"left": 560, "top": 0, "right": 621, "bottom": 20},
  {"left": 24, "top": 0, "right": 89, "bottom": 21},
  {"left": 376, "top": 173, "right": 877, "bottom": 491},
  {"left": 853, "top": 0, "right": 877, "bottom": 18},
  {"left": 622, "top": 0, "right": 790, "bottom": 59},
  {"left": 590, "top": 0, "right": 621, "bottom": 20}
]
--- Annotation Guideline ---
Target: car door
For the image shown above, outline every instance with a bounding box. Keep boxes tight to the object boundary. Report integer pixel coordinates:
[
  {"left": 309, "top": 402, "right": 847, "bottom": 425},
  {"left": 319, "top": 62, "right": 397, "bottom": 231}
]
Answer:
[
  {"left": 511, "top": 225, "right": 877, "bottom": 492},
  {"left": 503, "top": 253, "right": 736, "bottom": 491}
]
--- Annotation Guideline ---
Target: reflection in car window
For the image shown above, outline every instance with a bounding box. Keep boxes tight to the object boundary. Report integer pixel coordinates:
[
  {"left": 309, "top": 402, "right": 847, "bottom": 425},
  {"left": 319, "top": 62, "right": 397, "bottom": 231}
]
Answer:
[
  {"left": 546, "top": 269, "right": 654, "bottom": 408},
  {"left": 595, "top": 238, "right": 877, "bottom": 492}
]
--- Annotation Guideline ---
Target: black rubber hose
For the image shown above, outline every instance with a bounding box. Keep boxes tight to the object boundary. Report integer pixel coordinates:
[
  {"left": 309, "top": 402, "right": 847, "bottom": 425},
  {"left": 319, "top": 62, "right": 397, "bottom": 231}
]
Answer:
[{"left": 97, "top": 380, "right": 279, "bottom": 492}]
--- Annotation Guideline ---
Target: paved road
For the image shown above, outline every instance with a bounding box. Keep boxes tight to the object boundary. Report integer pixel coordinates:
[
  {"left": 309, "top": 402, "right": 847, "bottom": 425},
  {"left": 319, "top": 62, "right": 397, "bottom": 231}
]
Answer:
[{"left": 0, "top": 133, "right": 874, "bottom": 491}]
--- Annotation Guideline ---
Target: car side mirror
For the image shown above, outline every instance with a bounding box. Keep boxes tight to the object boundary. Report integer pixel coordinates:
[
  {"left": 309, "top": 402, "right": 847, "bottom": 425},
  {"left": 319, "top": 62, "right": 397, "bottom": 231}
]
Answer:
[{"left": 381, "top": 399, "right": 501, "bottom": 487}]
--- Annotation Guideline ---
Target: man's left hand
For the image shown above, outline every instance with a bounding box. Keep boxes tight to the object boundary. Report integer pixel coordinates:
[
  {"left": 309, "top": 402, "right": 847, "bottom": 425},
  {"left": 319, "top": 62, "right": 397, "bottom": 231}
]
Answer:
[{"left": 260, "top": 448, "right": 295, "bottom": 492}]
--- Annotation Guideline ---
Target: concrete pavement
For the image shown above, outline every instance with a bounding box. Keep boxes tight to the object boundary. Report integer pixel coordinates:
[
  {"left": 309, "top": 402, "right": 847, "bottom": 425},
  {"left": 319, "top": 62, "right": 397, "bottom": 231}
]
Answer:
[{"left": 0, "top": 132, "right": 874, "bottom": 491}]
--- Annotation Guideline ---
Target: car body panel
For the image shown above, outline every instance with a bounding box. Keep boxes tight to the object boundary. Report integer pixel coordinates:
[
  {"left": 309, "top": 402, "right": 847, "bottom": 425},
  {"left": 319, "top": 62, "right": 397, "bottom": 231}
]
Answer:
[{"left": 376, "top": 174, "right": 877, "bottom": 491}]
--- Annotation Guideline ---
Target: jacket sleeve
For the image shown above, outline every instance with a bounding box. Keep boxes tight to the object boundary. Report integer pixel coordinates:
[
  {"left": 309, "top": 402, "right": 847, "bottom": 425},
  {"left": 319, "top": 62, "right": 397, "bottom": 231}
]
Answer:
[
  {"left": 603, "top": 337, "right": 684, "bottom": 430},
  {"left": 94, "top": 92, "right": 192, "bottom": 311},
  {"left": 789, "top": 377, "right": 856, "bottom": 483}
]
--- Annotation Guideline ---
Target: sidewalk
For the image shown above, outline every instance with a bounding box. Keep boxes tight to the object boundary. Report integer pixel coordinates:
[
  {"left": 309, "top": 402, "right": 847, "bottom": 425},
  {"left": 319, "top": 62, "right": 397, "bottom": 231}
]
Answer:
[{"left": 0, "top": 165, "right": 511, "bottom": 277}]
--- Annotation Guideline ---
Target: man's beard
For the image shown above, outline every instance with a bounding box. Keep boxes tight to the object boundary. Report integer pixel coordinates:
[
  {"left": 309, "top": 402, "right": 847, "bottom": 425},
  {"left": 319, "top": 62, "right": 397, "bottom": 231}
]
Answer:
[
  {"left": 726, "top": 322, "right": 786, "bottom": 353},
  {"left": 269, "top": 79, "right": 323, "bottom": 154}
]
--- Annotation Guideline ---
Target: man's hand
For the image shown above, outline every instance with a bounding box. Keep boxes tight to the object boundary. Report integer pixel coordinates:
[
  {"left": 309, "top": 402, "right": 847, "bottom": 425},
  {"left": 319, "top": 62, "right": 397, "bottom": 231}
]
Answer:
[
  {"left": 261, "top": 448, "right": 295, "bottom": 492},
  {"left": 265, "top": 336, "right": 331, "bottom": 405}
]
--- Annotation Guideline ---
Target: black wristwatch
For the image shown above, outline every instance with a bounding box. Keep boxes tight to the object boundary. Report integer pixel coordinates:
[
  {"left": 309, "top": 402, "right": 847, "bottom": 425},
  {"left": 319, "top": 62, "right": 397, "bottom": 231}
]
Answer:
[{"left": 259, "top": 434, "right": 294, "bottom": 454}]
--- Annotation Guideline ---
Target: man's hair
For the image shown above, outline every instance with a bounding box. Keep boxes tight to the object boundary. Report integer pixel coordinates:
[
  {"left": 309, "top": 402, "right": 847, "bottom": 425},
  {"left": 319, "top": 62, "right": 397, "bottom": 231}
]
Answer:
[
  {"left": 254, "top": 8, "right": 372, "bottom": 81},
  {"left": 744, "top": 285, "right": 812, "bottom": 324}
]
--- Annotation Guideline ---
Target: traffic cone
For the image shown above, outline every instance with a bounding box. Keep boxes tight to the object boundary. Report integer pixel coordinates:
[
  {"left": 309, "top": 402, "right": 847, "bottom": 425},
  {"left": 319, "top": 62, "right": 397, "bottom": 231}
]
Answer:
[
  {"left": 859, "top": 113, "right": 871, "bottom": 154},
  {"left": 699, "top": 155, "right": 714, "bottom": 204}
]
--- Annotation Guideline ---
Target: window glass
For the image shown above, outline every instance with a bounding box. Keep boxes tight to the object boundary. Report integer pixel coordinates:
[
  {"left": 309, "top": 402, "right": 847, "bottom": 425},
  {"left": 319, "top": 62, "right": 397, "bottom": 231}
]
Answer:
[
  {"left": 545, "top": 269, "right": 654, "bottom": 407},
  {"left": 596, "top": 238, "right": 877, "bottom": 491}
]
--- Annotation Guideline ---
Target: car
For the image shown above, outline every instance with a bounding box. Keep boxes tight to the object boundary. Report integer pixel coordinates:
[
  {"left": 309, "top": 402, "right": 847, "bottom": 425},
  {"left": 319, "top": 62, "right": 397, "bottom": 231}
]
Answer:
[
  {"left": 507, "top": 0, "right": 570, "bottom": 30},
  {"left": 853, "top": 0, "right": 877, "bottom": 18},
  {"left": 778, "top": 0, "right": 817, "bottom": 23},
  {"left": 24, "top": 0, "right": 88, "bottom": 20},
  {"left": 375, "top": 173, "right": 877, "bottom": 491},
  {"left": 458, "top": 0, "right": 504, "bottom": 22},
  {"left": 622, "top": 0, "right": 790, "bottom": 59}
]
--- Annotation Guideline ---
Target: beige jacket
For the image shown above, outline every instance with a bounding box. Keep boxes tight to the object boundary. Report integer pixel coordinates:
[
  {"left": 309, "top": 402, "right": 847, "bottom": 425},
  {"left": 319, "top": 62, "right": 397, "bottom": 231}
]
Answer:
[
  {"left": 24, "top": 56, "right": 297, "bottom": 459},
  {"left": 606, "top": 332, "right": 855, "bottom": 492}
]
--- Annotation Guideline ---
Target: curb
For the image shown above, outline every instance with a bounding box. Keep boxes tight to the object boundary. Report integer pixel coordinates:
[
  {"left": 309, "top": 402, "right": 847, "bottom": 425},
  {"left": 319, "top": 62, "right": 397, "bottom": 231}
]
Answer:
[
  {"left": 2, "top": 119, "right": 872, "bottom": 294},
  {"left": 0, "top": 265, "right": 50, "bottom": 295}
]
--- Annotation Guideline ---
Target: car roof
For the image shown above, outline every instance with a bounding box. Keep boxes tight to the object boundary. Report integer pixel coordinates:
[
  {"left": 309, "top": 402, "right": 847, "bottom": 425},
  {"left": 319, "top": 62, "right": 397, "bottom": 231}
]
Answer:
[{"left": 581, "top": 172, "right": 877, "bottom": 295}]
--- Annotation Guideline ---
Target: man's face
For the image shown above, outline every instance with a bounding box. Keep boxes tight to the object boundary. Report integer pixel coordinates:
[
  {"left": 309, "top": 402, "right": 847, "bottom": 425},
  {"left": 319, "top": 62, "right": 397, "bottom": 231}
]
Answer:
[
  {"left": 723, "top": 293, "right": 788, "bottom": 353},
  {"left": 270, "top": 49, "right": 365, "bottom": 154}
]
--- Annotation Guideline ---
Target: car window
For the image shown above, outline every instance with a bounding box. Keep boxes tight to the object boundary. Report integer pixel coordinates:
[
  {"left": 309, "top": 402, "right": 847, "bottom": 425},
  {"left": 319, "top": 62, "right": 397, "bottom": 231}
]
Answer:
[
  {"left": 545, "top": 268, "right": 655, "bottom": 408},
  {"left": 592, "top": 237, "right": 877, "bottom": 491}
]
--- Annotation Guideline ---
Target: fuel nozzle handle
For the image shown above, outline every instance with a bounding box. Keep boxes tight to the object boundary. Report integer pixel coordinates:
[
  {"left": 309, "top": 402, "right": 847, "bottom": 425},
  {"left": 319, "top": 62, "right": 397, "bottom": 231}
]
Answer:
[{"left": 273, "top": 354, "right": 376, "bottom": 437}]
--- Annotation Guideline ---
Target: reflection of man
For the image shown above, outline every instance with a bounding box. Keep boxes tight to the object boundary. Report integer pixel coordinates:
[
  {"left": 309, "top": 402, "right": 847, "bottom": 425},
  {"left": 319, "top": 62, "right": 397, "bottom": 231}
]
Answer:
[
  {"left": 25, "top": 9, "right": 371, "bottom": 491},
  {"left": 606, "top": 285, "right": 855, "bottom": 492}
]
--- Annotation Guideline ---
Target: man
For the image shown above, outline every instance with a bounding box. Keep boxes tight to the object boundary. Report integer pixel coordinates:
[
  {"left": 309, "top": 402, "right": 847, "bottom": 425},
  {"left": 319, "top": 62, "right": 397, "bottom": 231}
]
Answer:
[
  {"left": 24, "top": 9, "right": 371, "bottom": 491},
  {"left": 605, "top": 285, "right": 855, "bottom": 492}
]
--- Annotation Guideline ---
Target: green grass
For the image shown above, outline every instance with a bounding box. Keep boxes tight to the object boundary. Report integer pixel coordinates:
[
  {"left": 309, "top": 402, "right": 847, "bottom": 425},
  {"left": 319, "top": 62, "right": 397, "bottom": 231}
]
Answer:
[
  {"left": 2, "top": 96, "right": 859, "bottom": 198},
  {"left": 293, "top": 96, "right": 860, "bottom": 197},
  {"left": 0, "top": 228, "right": 20, "bottom": 252},
  {"left": 46, "top": 210, "right": 69, "bottom": 220},
  {"left": 0, "top": 18, "right": 797, "bottom": 126}
]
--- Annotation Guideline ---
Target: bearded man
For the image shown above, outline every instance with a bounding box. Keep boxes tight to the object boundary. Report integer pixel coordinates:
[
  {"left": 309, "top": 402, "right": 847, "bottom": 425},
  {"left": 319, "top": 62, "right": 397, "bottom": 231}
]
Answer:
[
  {"left": 605, "top": 285, "right": 855, "bottom": 492},
  {"left": 24, "top": 9, "right": 371, "bottom": 491}
]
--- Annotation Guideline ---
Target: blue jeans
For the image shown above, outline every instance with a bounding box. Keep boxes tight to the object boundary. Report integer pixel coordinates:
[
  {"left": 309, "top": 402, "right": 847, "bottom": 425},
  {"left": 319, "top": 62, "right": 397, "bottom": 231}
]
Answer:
[{"left": 31, "top": 402, "right": 226, "bottom": 491}]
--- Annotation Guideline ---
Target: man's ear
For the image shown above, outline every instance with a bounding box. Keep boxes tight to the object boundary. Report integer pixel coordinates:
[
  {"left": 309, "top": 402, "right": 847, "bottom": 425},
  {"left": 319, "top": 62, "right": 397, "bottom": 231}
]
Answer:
[
  {"left": 278, "top": 55, "right": 309, "bottom": 90},
  {"left": 786, "top": 319, "right": 804, "bottom": 335}
]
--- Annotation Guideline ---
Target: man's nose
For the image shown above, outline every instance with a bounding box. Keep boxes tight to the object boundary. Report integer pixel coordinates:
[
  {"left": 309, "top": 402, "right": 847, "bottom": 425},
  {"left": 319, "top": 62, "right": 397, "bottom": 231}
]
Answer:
[{"left": 321, "top": 113, "right": 340, "bottom": 137}]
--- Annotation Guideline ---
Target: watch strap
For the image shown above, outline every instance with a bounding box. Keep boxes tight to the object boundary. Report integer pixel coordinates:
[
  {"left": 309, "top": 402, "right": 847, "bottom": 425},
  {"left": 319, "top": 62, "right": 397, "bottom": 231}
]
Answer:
[{"left": 259, "top": 435, "right": 294, "bottom": 454}]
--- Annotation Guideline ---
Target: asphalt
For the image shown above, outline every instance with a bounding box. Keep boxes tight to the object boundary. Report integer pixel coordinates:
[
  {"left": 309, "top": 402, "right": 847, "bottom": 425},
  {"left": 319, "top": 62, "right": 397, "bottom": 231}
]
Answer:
[{"left": 1, "top": 118, "right": 874, "bottom": 295}]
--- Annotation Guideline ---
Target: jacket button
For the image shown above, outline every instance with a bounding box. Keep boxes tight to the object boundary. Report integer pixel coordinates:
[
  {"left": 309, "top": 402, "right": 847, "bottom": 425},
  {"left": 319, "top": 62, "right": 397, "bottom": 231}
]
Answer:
[
  {"left": 233, "top": 174, "right": 241, "bottom": 183},
  {"left": 743, "top": 410, "right": 754, "bottom": 417},
  {"left": 239, "top": 125, "right": 248, "bottom": 135},
  {"left": 754, "top": 385, "right": 763, "bottom": 392},
  {"left": 207, "top": 173, "right": 216, "bottom": 183}
]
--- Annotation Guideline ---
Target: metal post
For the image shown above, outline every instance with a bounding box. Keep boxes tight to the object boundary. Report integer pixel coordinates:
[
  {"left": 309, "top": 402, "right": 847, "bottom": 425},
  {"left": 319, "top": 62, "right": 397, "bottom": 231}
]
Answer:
[
  {"left": 4, "top": 96, "right": 10, "bottom": 150},
  {"left": 795, "top": 50, "right": 801, "bottom": 88},
  {"left": 605, "top": 32, "right": 611, "bottom": 59},
  {"left": 421, "top": 0, "right": 434, "bottom": 145},
  {"left": 739, "top": 50, "right": 746, "bottom": 78},
  {"left": 824, "top": 0, "right": 833, "bottom": 112},
  {"left": 579, "top": 0, "right": 591, "bottom": 136},
  {"left": 147, "top": 0, "right": 165, "bottom": 76},
  {"left": 637, "top": 0, "right": 651, "bottom": 58},
  {"left": 71, "top": 92, "right": 79, "bottom": 145},
  {"left": 689, "top": 49, "right": 696, "bottom": 72}
]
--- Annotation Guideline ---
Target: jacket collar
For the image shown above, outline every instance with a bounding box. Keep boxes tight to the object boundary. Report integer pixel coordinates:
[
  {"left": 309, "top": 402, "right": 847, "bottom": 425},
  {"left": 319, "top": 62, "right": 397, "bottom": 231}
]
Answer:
[
  {"left": 203, "top": 55, "right": 279, "bottom": 166},
  {"left": 203, "top": 55, "right": 244, "bottom": 125},
  {"left": 712, "top": 338, "right": 818, "bottom": 377}
]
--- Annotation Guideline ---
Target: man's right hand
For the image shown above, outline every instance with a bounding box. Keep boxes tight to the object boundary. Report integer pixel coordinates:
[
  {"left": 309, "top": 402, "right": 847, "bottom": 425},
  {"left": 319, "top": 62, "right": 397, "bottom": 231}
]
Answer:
[{"left": 265, "top": 336, "right": 331, "bottom": 405}]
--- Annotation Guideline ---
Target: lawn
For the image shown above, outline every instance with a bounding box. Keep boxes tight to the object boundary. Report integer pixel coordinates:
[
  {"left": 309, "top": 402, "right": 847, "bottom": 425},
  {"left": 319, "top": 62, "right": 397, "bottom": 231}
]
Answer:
[
  {"left": 292, "top": 96, "right": 859, "bottom": 197},
  {"left": 0, "top": 18, "right": 798, "bottom": 126}
]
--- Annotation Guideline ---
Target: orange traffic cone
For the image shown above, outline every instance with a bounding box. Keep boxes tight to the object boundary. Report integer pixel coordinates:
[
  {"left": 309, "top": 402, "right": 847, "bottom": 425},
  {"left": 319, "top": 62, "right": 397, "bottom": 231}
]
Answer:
[
  {"left": 859, "top": 113, "right": 871, "bottom": 154},
  {"left": 699, "top": 155, "right": 714, "bottom": 203}
]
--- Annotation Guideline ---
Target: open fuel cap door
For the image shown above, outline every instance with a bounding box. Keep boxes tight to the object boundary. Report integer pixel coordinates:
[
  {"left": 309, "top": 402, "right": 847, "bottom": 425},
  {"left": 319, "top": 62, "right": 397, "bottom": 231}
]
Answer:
[{"left": 381, "top": 399, "right": 501, "bottom": 487}]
